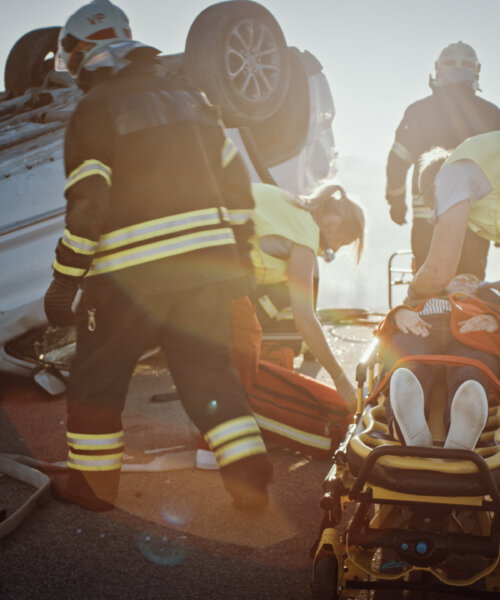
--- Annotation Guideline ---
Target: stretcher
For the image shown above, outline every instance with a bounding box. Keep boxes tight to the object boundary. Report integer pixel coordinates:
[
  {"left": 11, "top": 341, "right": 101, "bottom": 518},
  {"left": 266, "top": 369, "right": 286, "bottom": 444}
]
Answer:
[{"left": 311, "top": 339, "right": 500, "bottom": 599}]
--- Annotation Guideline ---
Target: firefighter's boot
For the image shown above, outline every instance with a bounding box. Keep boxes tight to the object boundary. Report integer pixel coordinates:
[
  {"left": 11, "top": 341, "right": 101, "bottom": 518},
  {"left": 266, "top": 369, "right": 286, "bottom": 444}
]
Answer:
[
  {"left": 220, "top": 454, "right": 273, "bottom": 513},
  {"left": 51, "top": 469, "right": 120, "bottom": 512}
]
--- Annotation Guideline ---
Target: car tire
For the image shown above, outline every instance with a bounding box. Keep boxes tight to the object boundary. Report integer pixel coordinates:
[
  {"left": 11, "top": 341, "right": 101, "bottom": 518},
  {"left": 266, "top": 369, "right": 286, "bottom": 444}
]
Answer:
[
  {"left": 184, "top": 1, "right": 291, "bottom": 127},
  {"left": 5, "top": 27, "right": 61, "bottom": 97}
]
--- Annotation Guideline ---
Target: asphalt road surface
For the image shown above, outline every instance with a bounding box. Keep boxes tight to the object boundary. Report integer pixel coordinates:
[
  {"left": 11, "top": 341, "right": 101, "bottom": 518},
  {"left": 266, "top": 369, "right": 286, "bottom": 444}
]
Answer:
[
  {"left": 1, "top": 323, "right": 375, "bottom": 600},
  {"left": 3, "top": 321, "right": 491, "bottom": 600}
]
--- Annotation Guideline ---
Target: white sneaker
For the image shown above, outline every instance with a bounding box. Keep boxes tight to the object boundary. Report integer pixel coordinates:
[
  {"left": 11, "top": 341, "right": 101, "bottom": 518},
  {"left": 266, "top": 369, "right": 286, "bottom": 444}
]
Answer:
[
  {"left": 444, "top": 380, "right": 488, "bottom": 450},
  {"left": 195, "top": 449, "right": 219, "bottom": 470},
  {"left": 390, "top": 368, "right": 432, "bottom": 447}
]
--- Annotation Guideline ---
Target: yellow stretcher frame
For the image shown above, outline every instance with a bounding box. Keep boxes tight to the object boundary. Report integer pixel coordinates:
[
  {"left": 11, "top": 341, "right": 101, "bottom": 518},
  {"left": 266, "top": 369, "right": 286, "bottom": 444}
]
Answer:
[{"left": 312, "top": 341, "right": 500, "bottom": 598}]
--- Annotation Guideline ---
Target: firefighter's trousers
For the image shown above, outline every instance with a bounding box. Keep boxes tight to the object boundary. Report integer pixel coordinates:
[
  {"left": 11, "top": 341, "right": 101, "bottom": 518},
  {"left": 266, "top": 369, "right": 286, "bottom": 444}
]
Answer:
[{"left": 66, "top": 280, "right": 266, "bottom": 490}]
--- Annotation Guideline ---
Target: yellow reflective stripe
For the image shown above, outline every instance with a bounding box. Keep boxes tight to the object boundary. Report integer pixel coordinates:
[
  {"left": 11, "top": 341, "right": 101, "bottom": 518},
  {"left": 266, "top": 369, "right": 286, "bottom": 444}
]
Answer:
[
  {"left": 390, "top": 141, "right": 412, "bottom": 163},
  {"left": 68, "top": 441, "right": 124, "bottom": 451},
  {"left": 65, "top": 159, "right": 112, "bottom": 191},
  {"left": 220, "top": 207, "right": 253, "bottom": 225},
  {"left": 276, "top": 307, "right": 293, "bottom": 321},
  {"left": 221, "top": 137, "right": 238, "bottom": 168},
  {"left": 52, "top": 258, "right": 87, "bottom": 278},
  {"left": 62, "top": 229, "right": 98, "bottom": 255},
  {"left": 67, "top": 431, "right": 124, "bottom": 451},
  {"left": 214, "top": 435, "right": 266, "bottom": 467},
  {"left": 67, "top": 431, "right": 124, "bottom": 440},
  {"left": 412, "top": 195, "right": 433, "bottom": 219},
  {"left": 206, "top": 415, "right": 260, "bottom": 448},
  {"left": 386, "top": 183, "right": 406, "bottom": 197},
  {"left": 258, "top": 295, "right": 279, "bottom": 319},
  {"left": 254, "top": 413, "right": 331, "bottom": 450},
  {"left": 413, "top": 207, "right": 433, "bottom": 219},
  {"left": 98, "top": 208, "right": 224, "bottom": 252},
  {"left": 67, "top": 451, "right": 123, "bottom": 471},
  {"left": 87, "top": 227, "right": 235, "bottom": 277}
]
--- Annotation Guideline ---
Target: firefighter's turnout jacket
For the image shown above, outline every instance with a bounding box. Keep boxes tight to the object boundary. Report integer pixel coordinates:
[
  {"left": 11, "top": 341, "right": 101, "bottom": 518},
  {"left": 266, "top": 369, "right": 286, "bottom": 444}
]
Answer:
[
  {"left": 386, "top": 83, "right": 500, "bottom": 224},
  {"left": 442, "top": 131, "right": 500, "bottom": 243},
  {"left": 54, "top": 59, "right": 254, "bottom": 295},
  {"left": 55, "top": 56, "right": 265, "bottom": 483}
]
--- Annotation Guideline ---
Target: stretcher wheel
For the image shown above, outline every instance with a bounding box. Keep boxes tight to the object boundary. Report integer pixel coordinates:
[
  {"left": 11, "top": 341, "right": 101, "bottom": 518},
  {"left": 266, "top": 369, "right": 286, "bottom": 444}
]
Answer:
[{"left": 311, "top": 554, "right": 338, "bottom": 599}]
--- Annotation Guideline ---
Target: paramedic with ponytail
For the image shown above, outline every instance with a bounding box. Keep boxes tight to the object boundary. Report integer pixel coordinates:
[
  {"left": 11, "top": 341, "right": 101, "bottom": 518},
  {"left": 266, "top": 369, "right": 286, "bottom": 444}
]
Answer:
[
  {"left": 249, "top": 182, "right": 365, "bottom": 411},
  {"left": 407, "top": 130, "right": 500, "bottom": 303}
]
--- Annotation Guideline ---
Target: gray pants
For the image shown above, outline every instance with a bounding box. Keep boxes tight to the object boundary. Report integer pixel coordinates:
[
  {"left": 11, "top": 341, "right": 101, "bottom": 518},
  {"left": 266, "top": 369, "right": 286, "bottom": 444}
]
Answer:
[{"left": 384, "top": 313, "right": 498, "bottom": 430}]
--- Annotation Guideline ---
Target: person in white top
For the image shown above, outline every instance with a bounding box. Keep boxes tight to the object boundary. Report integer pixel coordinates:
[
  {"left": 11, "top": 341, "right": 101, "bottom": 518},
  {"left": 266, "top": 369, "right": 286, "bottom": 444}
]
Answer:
[{"left": 407, "top": 134, "right": 499, "bottom": 301}]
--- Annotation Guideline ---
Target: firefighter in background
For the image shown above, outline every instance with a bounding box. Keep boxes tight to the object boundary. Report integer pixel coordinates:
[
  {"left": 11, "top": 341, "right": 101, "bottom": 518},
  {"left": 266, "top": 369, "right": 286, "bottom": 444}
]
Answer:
[
  {"left": 43, "top": 0, "right": 272, "bottom": 512},
  {"left": 385, "top": 41, "right": 500, "bottom": 276}
]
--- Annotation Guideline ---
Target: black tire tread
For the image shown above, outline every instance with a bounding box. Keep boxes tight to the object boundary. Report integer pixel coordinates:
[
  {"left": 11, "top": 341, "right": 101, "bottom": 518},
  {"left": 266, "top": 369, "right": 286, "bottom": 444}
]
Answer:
[
  {"left": 5, "top": 27, "right": 61, "bottom": 96},
  {"left": 184, "top": 1, "right": 290, "bottom": 126}
]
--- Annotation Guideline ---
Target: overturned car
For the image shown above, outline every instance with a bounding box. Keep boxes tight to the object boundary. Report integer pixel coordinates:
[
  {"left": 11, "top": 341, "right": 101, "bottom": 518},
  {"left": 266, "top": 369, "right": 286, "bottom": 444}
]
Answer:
[{"left": 0, "top": 1, "right": 337, "bottom": 389}]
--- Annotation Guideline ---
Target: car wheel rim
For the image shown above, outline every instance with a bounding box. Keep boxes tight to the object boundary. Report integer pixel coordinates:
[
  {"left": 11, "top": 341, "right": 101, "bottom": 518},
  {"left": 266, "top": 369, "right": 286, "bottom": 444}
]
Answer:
[{"left": 225, "top": 18, "right": 281, "bottom": 103}]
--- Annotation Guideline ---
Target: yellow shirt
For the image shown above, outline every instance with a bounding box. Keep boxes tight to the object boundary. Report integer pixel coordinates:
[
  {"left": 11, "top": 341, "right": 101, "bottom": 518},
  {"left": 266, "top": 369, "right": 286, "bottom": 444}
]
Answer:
[
  {"left": 443, "top": 130, "right": 500, "bottom": 242},
  {"left": 250, "top": 182, "right": 320, "bottom": 284}
]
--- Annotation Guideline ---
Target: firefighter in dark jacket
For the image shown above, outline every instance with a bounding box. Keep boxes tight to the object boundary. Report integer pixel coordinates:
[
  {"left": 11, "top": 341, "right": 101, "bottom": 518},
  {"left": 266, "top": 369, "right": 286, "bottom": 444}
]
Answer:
[
  {"left": 385, "top": 41, "right": 500, "bottom": 276},
  {"left": 44, "top": 0, "right": 272, "bottom": 512}
]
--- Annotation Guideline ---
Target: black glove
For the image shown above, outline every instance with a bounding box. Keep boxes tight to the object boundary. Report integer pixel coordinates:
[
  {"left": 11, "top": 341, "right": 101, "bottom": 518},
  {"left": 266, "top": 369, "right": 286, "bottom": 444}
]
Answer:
[
  {"left": 44, "top": 278, "right": 79, "bottom": 327},
  {"left": 389, "top": 201, "right": 407, "bottom": 225}
]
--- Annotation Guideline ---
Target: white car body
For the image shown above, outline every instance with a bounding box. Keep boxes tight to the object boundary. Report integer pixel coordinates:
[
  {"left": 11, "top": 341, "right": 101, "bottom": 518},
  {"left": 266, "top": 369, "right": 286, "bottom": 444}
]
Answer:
[{"left": 0, "top": 25, "right": 336, "bottom": 382}]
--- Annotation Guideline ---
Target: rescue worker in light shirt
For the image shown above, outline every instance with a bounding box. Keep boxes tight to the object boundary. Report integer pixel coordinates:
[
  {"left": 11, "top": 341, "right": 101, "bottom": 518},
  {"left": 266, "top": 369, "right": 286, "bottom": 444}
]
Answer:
[
  {"left": 408, "top": 130, "right": 500, "bottom": 302},
  {"left": 43, "top": 0, "right": 272, "bottom": 512},
  {"left": 385, "top": 41, "right": 500, "bottom": 276},
  {"left": 248, "top": 181, "right": 365, "bottom": 411}
]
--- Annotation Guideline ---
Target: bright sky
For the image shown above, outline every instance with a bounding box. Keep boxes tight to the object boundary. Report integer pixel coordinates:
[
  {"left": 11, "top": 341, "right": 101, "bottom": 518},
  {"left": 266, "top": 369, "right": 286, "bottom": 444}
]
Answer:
[{"left": 1, "top": 0, "right": 499, "bottom": 163}]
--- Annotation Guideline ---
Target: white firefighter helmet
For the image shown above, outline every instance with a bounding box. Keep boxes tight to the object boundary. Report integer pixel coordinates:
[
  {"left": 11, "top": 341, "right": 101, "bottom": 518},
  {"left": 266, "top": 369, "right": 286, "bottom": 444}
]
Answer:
[
  {"left": 56, "top": 0, "right": 133, "bottom": 76},
  {"left": 434, "top": 41, "right": 481, "bottom": 87}
]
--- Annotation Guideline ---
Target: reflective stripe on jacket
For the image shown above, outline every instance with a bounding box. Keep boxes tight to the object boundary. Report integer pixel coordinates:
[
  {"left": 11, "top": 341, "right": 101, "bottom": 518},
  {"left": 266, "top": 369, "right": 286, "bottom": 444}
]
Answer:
[
  {"left": 53, "top": 60, "right": 253, "bottom": 292},
  {"left": 386, "top": 84, "right": 500, "bottom": 221}
]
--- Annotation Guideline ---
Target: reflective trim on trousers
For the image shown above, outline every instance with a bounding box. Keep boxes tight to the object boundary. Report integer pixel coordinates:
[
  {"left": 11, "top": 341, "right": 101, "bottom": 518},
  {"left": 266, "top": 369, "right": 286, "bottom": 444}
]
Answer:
[
  {"left": 67, "top": 450, "right": 124, "bottom": 472},
  {"left": 206, "top": 415, "right": 260, "bottom": 448},
  {"left": 67, "top": 430, "right": 124, "bottom": 451},
  {"left": 214, "top": 435, "right": 267, "bottom": 467}
]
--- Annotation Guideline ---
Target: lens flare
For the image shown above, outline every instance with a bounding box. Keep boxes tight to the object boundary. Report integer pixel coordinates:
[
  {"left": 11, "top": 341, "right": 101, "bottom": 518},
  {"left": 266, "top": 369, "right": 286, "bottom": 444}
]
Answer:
[
  {"left": 137, "top": 532, "right": 187, "bottom": 567},
  {"left": 160, "top": 506, "right": 190, "bottom": 528}
]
